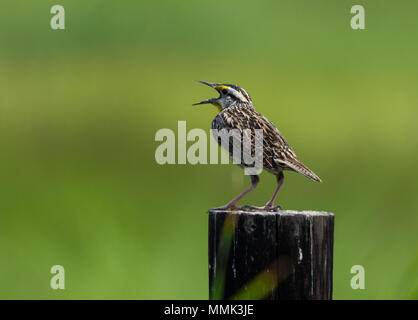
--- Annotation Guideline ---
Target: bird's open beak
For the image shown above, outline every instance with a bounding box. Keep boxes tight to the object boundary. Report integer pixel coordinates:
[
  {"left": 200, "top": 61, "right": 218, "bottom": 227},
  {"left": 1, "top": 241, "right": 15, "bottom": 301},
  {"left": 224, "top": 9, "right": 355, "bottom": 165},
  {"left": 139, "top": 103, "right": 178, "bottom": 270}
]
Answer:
[{"left": 193, "top": 80, "right": 220, "bottom": 106}]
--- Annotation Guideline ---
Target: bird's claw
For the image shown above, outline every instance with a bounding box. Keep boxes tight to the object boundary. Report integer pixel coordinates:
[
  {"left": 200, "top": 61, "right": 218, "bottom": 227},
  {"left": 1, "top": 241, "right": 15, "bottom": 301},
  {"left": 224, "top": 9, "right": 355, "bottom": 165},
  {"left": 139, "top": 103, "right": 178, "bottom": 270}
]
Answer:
[
  {"left": 240, "top": 205, "right": 281, "bottom": 212},
  {"left": 211, "top": 204, "right": 282, "bottom": 212}
]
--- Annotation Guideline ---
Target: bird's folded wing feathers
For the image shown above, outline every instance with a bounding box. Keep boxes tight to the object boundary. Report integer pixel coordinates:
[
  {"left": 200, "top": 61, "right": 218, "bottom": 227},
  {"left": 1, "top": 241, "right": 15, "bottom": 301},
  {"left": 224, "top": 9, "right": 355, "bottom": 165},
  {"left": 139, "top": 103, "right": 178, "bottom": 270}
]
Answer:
[
  {"left": 212, "top": 106, "right": 322, "bottom": 182},
  {"left": 257, "top": 113, "right": 322, "bottom": 182}
]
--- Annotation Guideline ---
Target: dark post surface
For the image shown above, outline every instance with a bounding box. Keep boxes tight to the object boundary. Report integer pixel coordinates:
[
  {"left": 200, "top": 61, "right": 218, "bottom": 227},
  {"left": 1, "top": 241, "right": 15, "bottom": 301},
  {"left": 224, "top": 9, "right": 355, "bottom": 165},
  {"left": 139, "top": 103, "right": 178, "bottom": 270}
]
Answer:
[{"left": 208, "top": 210, "right": 334, "bottom": 300}]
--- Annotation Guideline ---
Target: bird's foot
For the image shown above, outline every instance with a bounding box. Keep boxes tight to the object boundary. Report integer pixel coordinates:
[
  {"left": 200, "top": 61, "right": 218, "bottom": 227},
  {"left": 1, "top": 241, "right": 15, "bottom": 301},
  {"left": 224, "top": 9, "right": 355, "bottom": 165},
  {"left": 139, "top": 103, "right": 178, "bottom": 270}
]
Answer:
[
  {"left": 241, "top": 204, "right": 281, "bottom": 212},
  {"left": 210, "top": 204, "right": 240, "bottom": 211}
]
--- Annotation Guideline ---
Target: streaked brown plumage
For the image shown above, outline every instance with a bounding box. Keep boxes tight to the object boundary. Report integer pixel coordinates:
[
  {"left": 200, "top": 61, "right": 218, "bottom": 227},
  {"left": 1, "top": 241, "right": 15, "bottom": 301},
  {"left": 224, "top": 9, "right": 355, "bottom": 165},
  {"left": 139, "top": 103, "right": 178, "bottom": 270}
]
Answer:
[
  {"left": 212, "top": 105, "right": 321, "bottom": 182},
  {"left": 194, "top": 80, "right": 321, "bottom": 210}
]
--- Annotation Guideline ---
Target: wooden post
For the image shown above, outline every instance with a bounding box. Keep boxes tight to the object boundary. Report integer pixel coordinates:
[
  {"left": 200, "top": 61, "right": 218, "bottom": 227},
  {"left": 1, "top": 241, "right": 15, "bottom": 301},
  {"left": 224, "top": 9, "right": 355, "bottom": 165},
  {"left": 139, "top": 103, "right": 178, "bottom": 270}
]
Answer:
[{"left": 208, "top": 209, "right": 334, "bottom": 300}]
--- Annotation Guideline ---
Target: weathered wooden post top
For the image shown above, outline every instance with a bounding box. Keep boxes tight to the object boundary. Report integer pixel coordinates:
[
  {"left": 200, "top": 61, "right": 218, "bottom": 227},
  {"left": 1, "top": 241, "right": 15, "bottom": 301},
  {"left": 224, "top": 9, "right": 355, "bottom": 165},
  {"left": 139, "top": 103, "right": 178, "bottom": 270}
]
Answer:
[{"left": 208, "top": 209, "right": 334, "bottom": 300}]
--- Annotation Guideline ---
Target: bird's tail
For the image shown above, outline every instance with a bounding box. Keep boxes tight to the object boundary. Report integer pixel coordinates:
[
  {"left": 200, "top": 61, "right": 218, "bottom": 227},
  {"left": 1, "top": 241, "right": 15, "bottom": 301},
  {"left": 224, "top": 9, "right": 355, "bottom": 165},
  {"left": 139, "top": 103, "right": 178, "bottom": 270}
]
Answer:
[{"left": 274, "top": 158, "right": 322, "bottom": 182}]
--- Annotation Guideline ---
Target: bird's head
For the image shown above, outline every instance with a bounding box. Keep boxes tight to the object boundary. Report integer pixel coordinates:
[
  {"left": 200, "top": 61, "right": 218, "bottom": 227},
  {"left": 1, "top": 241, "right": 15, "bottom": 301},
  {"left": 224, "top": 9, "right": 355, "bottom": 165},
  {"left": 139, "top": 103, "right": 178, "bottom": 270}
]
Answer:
[{"left": 193, "top": 80, "right": 253, "bottom": 112}]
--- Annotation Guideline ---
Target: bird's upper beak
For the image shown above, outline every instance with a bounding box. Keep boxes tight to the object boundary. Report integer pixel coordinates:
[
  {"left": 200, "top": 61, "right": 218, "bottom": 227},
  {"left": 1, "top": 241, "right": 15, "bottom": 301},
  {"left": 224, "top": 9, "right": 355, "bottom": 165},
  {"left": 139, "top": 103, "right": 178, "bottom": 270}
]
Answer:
[
  {"left": 196, "top": 80, "right": 217, "bottom": 88},
  {"left": 193, "top": 80, "right": 221, "bottom": 106}
]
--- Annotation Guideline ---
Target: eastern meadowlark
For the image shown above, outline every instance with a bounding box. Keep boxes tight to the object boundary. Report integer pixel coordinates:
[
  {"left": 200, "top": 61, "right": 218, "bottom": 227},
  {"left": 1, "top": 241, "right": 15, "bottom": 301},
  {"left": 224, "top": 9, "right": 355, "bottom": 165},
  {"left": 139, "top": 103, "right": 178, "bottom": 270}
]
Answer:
[{"left": 194, "top": 80, "right": 321, "bottom": 211}]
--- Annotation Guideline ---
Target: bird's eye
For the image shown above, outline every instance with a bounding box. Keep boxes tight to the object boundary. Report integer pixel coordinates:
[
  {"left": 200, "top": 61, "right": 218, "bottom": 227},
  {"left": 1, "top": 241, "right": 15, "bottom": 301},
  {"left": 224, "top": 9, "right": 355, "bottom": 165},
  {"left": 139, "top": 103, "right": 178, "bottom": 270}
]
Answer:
[{"left": 222, "top": 89, "right": 228, "bottom": 95}]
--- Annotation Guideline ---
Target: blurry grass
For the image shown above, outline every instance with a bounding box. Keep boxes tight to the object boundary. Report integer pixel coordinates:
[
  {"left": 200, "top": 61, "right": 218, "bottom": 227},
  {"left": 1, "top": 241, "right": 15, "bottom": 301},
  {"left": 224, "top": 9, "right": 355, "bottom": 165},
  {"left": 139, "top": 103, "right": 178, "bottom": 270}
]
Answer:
[
  {"left": 0, "top": 0, "right": 417, "bottom": 299},
  {"left": 1, "top": 50, "right": 418, "bottom": 299}
]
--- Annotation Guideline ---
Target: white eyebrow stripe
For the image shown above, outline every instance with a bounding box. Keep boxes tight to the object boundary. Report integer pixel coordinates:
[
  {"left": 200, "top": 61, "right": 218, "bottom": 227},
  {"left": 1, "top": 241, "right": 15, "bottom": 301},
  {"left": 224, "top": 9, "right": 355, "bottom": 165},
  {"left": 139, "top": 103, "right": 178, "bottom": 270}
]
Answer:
[{"left": 228, "top": 88, "right": 248, "bottom": 102}]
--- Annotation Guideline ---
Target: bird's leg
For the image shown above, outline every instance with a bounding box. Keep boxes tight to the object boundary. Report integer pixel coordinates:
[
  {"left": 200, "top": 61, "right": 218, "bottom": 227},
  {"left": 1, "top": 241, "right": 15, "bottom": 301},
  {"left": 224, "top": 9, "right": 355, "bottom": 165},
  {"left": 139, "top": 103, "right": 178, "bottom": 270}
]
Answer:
[
  {"left": 243, "top": 172, "right": 284, "bottom": 211},
  {"left": 265, "top": 171, "right": 284, "bottom": 208},
  {"left": 212, "top": 175, "right": 259, "bottom": 211}
]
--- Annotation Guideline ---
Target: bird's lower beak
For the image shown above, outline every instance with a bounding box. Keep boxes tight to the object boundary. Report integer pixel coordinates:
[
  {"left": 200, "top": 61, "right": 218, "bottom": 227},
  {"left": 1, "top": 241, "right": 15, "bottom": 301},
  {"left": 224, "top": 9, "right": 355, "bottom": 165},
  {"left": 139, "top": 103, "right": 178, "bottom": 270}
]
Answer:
[
  {"left": 193, "top": 98, "right": 218, "bottom": 106},
  {"left": 193, "top": 80, "right": 220, "bottom": 106}
]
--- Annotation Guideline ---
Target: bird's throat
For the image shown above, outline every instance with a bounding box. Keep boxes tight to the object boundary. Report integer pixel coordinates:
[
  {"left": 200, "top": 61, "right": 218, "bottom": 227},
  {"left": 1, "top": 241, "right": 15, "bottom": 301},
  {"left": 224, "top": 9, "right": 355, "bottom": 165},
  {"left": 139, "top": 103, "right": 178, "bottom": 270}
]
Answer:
[{"left": 211, "top": 102, "right": 223, "bottom": 113}]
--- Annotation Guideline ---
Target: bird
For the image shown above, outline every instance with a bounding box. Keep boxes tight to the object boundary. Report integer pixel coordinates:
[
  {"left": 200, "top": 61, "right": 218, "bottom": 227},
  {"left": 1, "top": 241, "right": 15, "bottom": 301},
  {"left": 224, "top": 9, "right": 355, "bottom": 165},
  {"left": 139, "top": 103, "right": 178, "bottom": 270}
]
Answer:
[{"left": 193, "top": 80, "right": 321, "bottom": 211}]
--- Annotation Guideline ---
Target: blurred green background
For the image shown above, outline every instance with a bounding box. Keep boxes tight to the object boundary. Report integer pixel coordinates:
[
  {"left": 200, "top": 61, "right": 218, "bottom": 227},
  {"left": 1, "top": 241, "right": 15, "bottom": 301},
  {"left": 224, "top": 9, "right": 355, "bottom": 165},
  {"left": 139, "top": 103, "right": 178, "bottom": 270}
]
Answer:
[{"left": 1, "top": 0, "right": 417, "bottom": 299}]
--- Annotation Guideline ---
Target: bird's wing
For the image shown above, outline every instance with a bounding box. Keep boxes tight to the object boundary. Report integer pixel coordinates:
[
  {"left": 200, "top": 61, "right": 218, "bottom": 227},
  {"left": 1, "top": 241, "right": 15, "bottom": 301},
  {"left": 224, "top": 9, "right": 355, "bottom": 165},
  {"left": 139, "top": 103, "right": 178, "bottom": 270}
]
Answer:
[{"left": 212, "top": 106, "right": 322, "bottom": 182}]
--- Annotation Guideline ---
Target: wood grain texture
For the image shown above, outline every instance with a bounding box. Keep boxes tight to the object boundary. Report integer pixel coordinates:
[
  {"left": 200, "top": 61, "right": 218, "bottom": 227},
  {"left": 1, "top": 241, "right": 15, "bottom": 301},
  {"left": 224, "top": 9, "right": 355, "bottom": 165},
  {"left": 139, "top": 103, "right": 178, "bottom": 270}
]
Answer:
[{"left": 208, "top": 210, "right": 334, "bottom": 300}]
